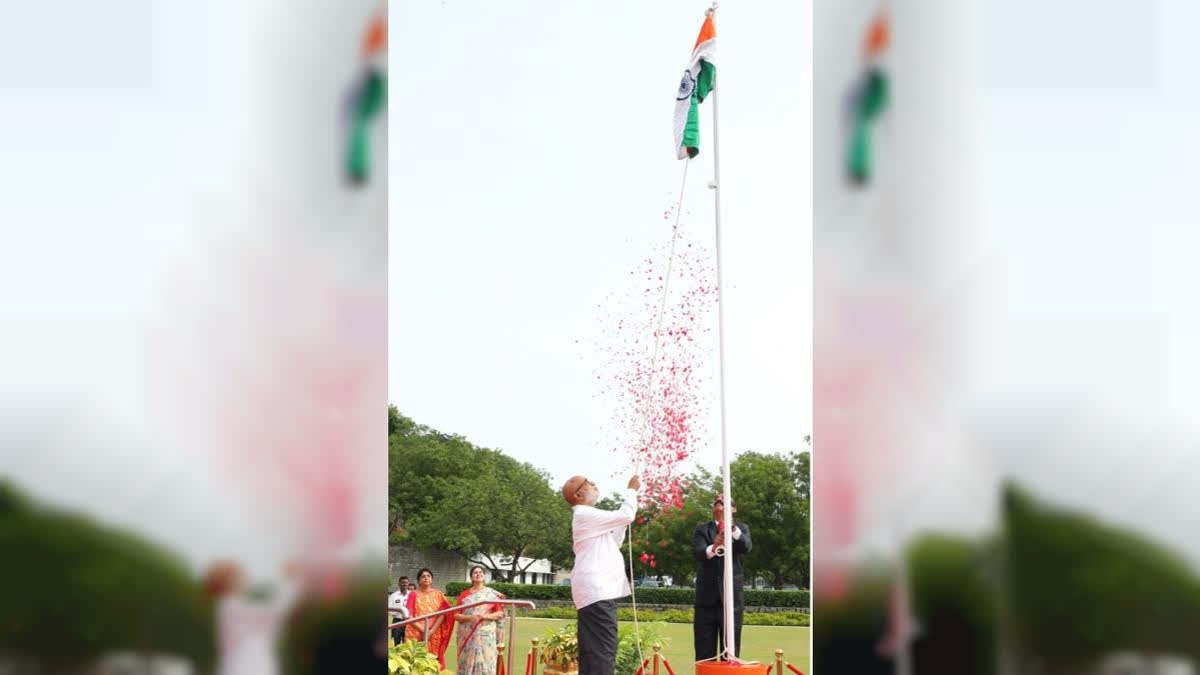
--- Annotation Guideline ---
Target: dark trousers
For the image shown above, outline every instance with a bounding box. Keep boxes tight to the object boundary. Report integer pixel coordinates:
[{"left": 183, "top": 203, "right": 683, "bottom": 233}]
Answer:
[
  {"left": 578, "top": 600, "right": 619, "bottom": 675},
  {"left": 694, "top": 606, "right": 744, "bottom": 661}
]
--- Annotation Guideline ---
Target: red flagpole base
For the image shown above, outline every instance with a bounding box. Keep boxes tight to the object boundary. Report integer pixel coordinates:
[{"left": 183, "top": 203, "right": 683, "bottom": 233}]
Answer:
[{"left": 696, "top": 661, "right": 769, "bottom": 675}]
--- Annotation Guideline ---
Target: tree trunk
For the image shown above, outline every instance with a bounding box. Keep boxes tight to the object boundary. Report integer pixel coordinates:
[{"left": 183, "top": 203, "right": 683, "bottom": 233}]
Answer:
[{"left": 773, "top": 570, "right": 784, "bottom": 589}]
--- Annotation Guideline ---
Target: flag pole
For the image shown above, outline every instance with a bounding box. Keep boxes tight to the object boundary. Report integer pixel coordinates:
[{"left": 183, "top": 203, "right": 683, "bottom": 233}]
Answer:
[{"left": 705, "top": 0, "right": 737, "bottom": 663}]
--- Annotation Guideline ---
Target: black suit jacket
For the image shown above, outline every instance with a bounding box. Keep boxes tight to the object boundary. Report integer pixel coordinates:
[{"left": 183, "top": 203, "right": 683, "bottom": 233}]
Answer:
[{"left": 692, "top": 521, "right": 752, "bottom": 610}]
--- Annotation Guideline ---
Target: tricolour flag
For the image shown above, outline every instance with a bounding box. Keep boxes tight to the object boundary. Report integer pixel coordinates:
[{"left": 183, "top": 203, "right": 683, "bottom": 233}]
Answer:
[
  {"left": 674, "top": 13, "right": 716, "bottom": 160},
  {"left": 345, "top": 11, "right": 387, "bottom": 186}
]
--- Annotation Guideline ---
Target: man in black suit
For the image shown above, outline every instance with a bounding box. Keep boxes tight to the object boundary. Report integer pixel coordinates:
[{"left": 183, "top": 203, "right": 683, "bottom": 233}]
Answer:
[{"left": 692, "top": 495, "right": 752, "bottom": 661}]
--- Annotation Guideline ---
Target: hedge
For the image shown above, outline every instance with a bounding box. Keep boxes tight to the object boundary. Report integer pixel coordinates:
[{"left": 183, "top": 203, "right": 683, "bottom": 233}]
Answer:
[
  {"left": 522, "top": 606, "right": 809, "bottom": 627},
  {"left": 443, "top": 583, "right": 808, "bottom": 609}
]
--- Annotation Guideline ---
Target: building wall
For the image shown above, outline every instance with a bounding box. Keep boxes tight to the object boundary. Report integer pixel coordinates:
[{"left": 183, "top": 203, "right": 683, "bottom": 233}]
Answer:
[
  {"left": 388, "top": 543, "right": 558, "bottom": 590},
  {"left": 388, "top": 544, "right": 470, "bottom": 592}
]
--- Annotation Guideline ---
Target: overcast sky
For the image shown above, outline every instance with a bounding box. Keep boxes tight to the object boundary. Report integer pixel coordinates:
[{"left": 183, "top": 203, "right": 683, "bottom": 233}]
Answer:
[
  {"left": 390, "top": 0, "right": 813, "bottom": 491},
  {"left": 0, "top": 0, "right": 386, "bottom": 580}
]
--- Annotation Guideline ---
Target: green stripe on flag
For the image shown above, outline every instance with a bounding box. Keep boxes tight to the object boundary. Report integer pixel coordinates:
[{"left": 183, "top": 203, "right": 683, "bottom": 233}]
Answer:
[
  {"left": 346, "top": 69, "right": 387, "bottom": 185},
  {"left": 683, "top": 60, "right": 715, "bottom": 158}
]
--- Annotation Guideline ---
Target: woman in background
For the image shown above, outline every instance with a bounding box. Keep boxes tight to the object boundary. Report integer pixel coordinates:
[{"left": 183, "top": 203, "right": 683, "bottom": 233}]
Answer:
[
  {"left": 405, "top": 568, "right": 453, "bottom": 667},
  {"left": 453, "top": 566, "right": 506, "bottom": 675}
]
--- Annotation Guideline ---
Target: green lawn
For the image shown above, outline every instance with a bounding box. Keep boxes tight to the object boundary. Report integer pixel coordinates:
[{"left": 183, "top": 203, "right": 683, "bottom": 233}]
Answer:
[{"left": 444, "top": 618, "right": 810, "bottom": 675}]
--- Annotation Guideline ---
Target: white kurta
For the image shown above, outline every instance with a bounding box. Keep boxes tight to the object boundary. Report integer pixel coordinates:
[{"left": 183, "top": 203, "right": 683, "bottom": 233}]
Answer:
[{"left": 570, "top": 488, "right": 638, "bottom": 609}]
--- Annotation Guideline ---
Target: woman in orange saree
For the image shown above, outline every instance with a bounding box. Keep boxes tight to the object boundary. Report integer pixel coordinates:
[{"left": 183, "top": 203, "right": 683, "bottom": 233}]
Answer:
[{"left": 405, "top": 567, "right": 453, "bottom": 667}]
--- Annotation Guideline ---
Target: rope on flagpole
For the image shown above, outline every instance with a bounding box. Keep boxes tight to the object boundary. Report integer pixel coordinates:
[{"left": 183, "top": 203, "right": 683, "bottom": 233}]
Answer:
[{"left": 628, "top": 155, "right": 691, "bottom": 673}]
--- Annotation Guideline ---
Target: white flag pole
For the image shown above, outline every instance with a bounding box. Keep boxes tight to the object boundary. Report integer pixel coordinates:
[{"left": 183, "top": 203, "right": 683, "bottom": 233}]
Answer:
[{"left": 705, "top": 0, "right": 737, "bottom": 662}]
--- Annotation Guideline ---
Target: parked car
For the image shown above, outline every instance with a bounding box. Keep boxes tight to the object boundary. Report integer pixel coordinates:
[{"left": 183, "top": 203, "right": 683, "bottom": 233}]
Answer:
[{"left": 633, "top": 577, "right": 661, "bottom": 588}]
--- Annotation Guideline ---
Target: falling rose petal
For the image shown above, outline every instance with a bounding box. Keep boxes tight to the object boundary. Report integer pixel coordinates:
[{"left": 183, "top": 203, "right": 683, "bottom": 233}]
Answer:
[{"left": 587, "top": 218, "right": 718, "bottom": 515}]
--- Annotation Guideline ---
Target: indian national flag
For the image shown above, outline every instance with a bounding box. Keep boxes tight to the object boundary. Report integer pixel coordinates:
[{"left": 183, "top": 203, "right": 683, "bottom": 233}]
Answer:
[
  {"left": 345, "top": 11, "right": 387, "bottom": 186},
  {"left": 674, "top": 13, "right": 716, "bottom": 160}
]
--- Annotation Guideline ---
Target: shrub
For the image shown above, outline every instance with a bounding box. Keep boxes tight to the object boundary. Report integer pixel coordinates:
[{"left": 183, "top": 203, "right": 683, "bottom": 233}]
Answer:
[
  {"left": 524, "top": 607, "right": 806, "bottom": 626},
  {"left": 527, "top": 607, "right": 578, "bottom": 620},
  {"left": 744, "top": 612, "right": 809, "bottom": 627},
  {"left": 617, "top": 608, "right": 693, "bottom": 623},
  {"left": 445, "top": 581, "right": 570, "bottom": 601},
  {"left": 615, "top": 623, "right": 668, "bottom": 675},
  {"left": 442, "top": 583, "right": 809, "bottom": 608},
  {"left": 745, "top": 589, "right": 810, "bottom": 608},
  {"left": 388, "top": 639, "right": 452, "bottom": 675}
]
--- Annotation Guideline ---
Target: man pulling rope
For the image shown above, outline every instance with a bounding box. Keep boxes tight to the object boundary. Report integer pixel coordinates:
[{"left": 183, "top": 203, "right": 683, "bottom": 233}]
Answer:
[{"left": 562, "top": 474, "right": 642, "bottom": 675}]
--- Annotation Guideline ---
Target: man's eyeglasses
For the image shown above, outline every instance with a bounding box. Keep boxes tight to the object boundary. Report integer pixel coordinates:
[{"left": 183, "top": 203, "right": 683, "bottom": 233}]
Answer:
[{"left": 574, "top": 479, "right": 596, "bottom": 497}]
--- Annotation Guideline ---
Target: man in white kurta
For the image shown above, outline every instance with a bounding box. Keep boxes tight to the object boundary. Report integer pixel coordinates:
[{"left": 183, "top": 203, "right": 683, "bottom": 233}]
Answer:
[{"left": 562, "top": 474, "right": 641, "bottom": 675}]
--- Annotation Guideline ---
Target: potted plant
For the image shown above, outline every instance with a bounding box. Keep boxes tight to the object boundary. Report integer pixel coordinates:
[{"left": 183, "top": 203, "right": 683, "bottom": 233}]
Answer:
[
  {"left": 539, "top": 623, "right": 580, "bottom": 675},
  {"left": 389, "top": 638, "right": 453, "bottom": 675}
]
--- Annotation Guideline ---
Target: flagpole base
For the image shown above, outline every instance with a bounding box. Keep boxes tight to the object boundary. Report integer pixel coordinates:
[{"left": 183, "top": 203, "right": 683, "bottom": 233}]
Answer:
[{"left": 695, "top": 659, "right": 767, "bottom": 675}]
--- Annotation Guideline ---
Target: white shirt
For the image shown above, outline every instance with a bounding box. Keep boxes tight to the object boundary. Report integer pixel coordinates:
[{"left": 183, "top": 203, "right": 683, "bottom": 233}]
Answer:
[
  {"left": 215, "top": 587, "right": 297, "bottom": 675},
  {"left": 570, "top": 488, "right": 637, "bottom": 609},
  {"left": 704, "top": 521, "right": 743, "bottom": 559},
  {"left": 388, "top": 590, "right": 410, "bottom": 619}
]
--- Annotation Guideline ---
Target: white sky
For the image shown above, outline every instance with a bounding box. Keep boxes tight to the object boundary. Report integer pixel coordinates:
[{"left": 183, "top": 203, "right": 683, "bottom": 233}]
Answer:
[
  {"left": 8, "top": 0, "right": 1200, "bottom": 583},
  {"left": 811, "top": 0, "right": 1200, "bottom": 568},
  {"left": 967, "top": 0, "right": 1200, "bottom": 566},
  {"left": 0, "top": 0, "right": 386, "bottom": 580},
  {"left": 389, "top": 0, "right": 814, "bottom": 491}
]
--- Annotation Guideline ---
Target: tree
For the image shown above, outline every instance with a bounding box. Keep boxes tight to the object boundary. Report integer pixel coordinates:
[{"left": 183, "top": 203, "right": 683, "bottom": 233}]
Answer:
[
  {"left": 388, "top": 407, "right": 478, "bottom": 537},
  {"left": 619, "top": 450, "right": 812, "bottom": 590},
  {"left": 625, "top": 479, "right": 716, "bottom": 585},
  {"left": 0, "top": 480, "right": 216, "bottom": 671},
  {"left": 1004, "top": 482, "right": 1200, "bottom": 669},
  {"left": 728, "top": 450, "right": 810, "bottom": 588},
  {"left": 389, "top": 409, "right": 574, "bottom": 580},
  {"left": 907, "top": 533, "right": 997, "bottom": 675}
]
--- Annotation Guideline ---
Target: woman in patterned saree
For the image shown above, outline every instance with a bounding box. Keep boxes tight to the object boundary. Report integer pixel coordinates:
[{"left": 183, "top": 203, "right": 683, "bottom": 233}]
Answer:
[
  {"left": 453, "top": 566, "right": 507, "bottom": 675},
  {"left": 405, "top": 568, "right": 453, "bottom": 667}
]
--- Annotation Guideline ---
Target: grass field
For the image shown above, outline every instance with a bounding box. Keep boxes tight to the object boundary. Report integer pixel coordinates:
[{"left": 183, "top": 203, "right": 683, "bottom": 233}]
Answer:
[{"left": 444, "top": 619, "right": 810, "bottom": 675}]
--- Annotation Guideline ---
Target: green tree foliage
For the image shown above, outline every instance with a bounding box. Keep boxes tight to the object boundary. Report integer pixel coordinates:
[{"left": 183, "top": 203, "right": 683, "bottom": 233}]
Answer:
[
  {"left": 277, "top": 565, "right": 389, "bottom": 675},
  {"left": 0, "top": 480, "right": 215, "bottom": 670},
  {"left": 728, "top": 450, "right": 810, "bottom": 588},
  {"left": 626, "top": 476, "right": 716, "bottom": 585},
  {"left": 620, "top": 448, "right": 810, "bottom": 590},
  {"left": 1004, "top": 482, "right": 1200, "bottom": 669},
  {"left": 389, "top": 407, "right": 808, "bottom": 590},
  {"left": 389, "top": 407, "right": 572, "bottom": 579},
  {"left": 907, "top": 533, "right": 997, "bottom": 675}
]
